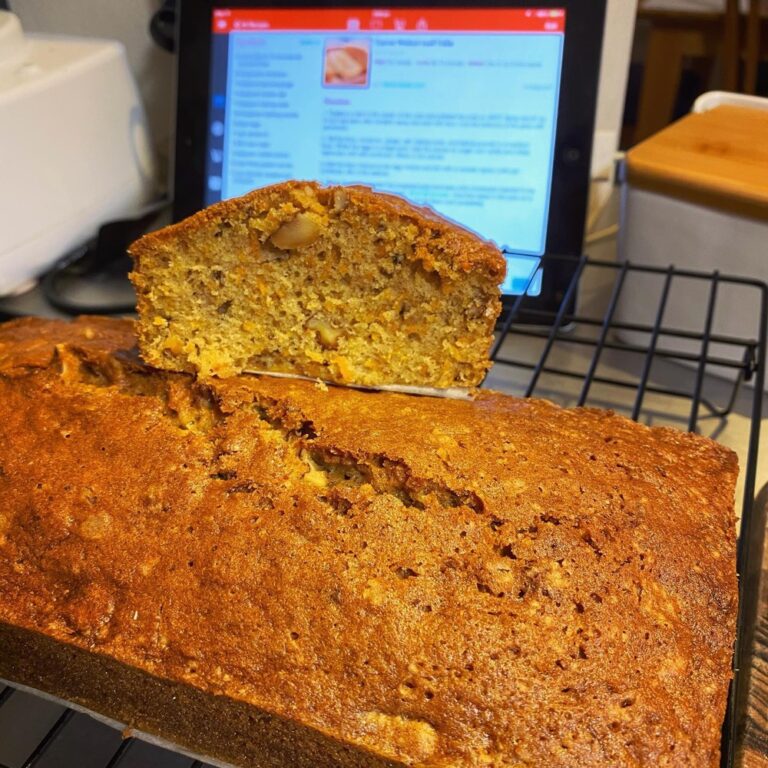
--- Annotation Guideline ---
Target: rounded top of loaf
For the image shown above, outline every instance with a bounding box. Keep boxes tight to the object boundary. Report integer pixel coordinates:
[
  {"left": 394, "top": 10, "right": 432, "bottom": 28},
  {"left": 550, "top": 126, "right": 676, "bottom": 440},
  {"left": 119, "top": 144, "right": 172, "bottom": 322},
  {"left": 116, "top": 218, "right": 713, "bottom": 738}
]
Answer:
[{"left": 130, "top": 180, "right": 506, "bottom": 282}]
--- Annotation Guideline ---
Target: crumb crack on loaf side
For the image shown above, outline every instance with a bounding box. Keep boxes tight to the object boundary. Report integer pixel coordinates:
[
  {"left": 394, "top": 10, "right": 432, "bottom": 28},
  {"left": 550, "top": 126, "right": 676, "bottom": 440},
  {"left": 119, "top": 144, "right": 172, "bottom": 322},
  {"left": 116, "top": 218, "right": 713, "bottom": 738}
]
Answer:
[
  {"left": 129, "top": 181, "right": 505, "bottom": 387},
  {"left": 53, "top": 343, "right": 223, "bottom": 433},
  {"left": 50, "top": 344, "right": 487, "bottom": 518},
  {"left": 247, "top": 391, "right": 485, "bottom": 514}
]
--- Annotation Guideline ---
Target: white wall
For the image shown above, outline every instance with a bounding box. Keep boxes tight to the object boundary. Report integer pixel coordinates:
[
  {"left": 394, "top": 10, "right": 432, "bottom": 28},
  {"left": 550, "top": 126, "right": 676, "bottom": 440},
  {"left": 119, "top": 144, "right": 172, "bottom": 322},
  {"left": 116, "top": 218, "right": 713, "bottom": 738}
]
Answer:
[{"left": 591, "top": 0, "right": 638, "bottom": 223}]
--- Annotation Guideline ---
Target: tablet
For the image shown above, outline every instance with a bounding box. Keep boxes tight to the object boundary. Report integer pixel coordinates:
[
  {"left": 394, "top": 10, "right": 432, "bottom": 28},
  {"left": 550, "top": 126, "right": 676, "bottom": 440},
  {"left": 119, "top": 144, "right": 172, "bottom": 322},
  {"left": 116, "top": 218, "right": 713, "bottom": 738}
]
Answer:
[{"left": 175, "top": 1, "right": 605, "bottom": 310}]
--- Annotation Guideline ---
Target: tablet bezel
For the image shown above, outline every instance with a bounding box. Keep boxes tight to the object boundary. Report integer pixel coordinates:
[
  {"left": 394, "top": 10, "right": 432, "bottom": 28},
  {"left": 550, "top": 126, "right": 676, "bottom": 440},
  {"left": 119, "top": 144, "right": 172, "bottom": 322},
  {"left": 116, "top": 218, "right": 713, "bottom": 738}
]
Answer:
[{"left": 174, "top": 0, "right": 606, "bottom": 313}]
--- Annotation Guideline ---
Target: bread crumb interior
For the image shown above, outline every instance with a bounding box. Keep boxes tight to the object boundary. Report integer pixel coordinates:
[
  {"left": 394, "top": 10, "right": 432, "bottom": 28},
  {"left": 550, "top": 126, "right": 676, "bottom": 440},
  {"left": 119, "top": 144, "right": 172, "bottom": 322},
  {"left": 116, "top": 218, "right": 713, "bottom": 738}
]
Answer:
[{"left": 133, "top": 187, "right": 498, "bottom": 387}]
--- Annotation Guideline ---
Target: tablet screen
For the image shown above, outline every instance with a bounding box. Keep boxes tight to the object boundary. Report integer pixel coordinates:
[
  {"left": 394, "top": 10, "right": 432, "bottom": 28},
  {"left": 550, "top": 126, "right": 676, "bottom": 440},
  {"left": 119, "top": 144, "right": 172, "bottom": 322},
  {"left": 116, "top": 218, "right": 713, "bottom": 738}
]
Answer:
[{"left": 206, "top": 7, "right": 566, "bottom": 295}]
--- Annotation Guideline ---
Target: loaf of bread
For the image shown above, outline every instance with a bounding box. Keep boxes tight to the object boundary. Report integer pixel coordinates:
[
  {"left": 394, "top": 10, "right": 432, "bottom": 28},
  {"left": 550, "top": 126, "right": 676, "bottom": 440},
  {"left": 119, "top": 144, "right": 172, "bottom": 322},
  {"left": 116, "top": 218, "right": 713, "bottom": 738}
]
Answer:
[
  {"left": 129, "top": 181, "right": 505, "bottom": 387},
  {"left": 0, "top": 317, "right": 737, "bottom": 767}
]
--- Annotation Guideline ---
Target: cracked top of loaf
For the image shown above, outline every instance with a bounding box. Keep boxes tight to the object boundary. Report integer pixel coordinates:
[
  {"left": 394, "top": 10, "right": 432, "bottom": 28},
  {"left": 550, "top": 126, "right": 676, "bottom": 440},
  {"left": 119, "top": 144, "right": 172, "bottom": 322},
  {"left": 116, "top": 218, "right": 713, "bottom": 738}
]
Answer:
[{"left": 0, "top": 316, "right": 738, "bottom": 767}]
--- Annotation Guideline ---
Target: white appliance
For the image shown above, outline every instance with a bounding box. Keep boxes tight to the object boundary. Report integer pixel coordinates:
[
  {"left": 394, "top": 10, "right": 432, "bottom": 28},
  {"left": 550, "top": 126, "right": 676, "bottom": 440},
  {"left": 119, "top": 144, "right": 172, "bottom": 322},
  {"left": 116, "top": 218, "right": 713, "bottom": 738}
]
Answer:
[{"left": 0, "top": 11, "right": 157, "bottom": 296}]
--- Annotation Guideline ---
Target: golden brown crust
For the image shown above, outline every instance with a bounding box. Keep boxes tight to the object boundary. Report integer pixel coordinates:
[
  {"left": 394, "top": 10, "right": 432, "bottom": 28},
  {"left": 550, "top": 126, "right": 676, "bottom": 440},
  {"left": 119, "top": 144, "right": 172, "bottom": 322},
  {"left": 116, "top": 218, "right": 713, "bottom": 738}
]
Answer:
[
  {"left": 0, "top": 623, "right": 400, "bottom": 768},
  {"left": 130, "top": 181, "right": 506, "bottom": 281},
  {"left": 0, "top": 317, "right": 737, "bottom": 768}
]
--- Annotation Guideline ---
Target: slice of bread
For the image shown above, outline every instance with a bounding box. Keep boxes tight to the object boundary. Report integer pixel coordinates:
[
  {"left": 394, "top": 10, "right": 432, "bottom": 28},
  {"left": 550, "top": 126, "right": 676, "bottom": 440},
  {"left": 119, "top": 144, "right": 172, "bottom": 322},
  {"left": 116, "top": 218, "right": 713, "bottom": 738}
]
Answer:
[{"left": 129, "top": 181, "right": 505, "bottom": 388}]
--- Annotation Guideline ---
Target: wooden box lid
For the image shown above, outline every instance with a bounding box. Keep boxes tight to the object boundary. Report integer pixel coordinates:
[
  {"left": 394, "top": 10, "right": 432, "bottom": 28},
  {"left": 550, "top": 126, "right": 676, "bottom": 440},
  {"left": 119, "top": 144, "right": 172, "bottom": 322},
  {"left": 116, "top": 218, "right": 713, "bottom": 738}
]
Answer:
[{"left": 626, "top": 105, "right": 768, "bottom": 222}]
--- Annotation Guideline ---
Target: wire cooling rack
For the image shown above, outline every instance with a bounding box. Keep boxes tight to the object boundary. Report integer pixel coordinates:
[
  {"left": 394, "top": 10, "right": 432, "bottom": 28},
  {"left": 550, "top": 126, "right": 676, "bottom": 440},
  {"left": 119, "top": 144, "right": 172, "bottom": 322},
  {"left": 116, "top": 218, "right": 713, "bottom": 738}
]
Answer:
[{"left": 0, "top": 253, "right": 765, "bottom": 768}]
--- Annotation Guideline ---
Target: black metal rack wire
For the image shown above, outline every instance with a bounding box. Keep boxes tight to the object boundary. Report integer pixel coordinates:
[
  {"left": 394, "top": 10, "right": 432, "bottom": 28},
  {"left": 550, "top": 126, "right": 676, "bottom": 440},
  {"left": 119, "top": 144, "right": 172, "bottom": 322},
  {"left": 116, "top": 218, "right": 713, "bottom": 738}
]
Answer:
[{"left": 0, "top": 253, "right": 765, "bottom": 768}]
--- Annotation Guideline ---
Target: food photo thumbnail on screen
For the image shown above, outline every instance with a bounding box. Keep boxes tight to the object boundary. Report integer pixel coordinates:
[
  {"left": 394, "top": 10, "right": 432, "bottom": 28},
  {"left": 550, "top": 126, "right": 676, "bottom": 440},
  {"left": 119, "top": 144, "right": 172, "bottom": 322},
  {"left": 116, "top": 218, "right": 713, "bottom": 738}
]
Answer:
[{"left": 323, "top": 38, "right": 370, "bottom": 87}]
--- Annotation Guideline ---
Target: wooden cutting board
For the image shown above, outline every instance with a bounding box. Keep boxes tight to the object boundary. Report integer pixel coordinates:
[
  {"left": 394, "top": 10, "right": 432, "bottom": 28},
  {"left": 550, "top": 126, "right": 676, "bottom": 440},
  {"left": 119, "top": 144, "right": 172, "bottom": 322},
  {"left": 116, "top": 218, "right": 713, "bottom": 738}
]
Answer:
[{"left": 626, "top": 105, "right": 768, "bottom": 222}]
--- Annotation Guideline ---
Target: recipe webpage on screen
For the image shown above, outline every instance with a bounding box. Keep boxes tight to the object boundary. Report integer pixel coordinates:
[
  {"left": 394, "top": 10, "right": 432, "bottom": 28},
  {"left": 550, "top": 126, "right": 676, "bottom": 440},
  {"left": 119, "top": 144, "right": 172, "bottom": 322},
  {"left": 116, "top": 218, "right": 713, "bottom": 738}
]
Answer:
[{"left": 207, "top": 8, "right": 565, "bottom": 293}]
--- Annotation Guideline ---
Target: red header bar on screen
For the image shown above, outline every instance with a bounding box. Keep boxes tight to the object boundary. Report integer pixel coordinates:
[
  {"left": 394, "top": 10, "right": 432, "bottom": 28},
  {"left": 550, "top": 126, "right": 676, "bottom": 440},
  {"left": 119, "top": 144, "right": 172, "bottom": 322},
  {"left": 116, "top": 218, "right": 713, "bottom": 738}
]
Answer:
[{"left": 212, "top": 8, "right": 565, "bottom": 34}]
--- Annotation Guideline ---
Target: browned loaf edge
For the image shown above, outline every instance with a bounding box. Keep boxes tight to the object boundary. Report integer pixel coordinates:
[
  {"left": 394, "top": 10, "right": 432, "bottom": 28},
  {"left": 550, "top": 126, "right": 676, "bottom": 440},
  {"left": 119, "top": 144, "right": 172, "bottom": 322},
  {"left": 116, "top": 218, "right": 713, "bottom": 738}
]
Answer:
[{"left": 0, "top": 316, "right": 738, "bottom": 768}]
